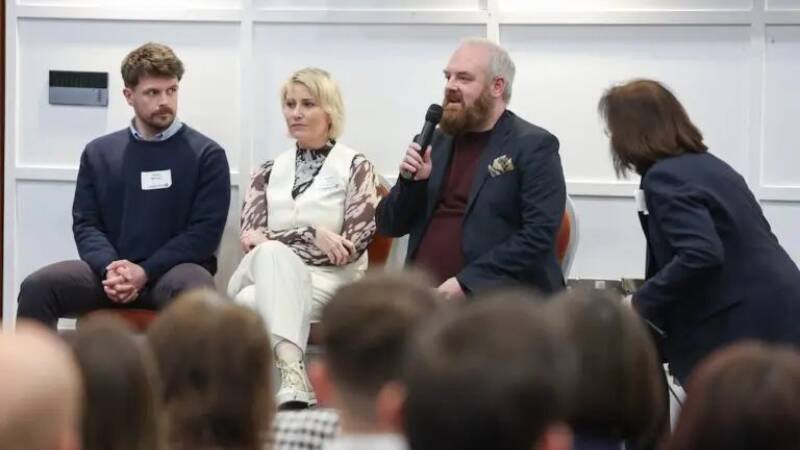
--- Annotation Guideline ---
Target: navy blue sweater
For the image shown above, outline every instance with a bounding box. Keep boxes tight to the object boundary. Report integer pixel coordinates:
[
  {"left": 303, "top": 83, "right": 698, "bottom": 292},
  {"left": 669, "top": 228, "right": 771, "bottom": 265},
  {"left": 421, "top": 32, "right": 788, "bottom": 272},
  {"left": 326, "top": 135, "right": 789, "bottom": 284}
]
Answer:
[{"left": 72, "top": 124, "right": 231, "bottom": 281}]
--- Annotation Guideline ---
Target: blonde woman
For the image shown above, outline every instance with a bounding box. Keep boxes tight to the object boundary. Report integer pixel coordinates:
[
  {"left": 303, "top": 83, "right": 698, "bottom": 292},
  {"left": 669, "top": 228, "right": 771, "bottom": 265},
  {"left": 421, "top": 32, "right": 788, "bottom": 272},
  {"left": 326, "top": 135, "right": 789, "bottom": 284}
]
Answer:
[{"left": 228, "top": 68, "right": 379, "bottom": 408}]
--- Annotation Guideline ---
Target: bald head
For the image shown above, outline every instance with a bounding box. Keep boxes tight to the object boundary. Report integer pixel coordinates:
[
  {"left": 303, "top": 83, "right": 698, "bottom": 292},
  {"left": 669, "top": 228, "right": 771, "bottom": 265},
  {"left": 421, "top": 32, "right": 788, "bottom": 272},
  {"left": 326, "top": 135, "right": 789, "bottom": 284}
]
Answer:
[
  {"left": 456, "top": 38, "right": 515, "bottom": 103},
  {"left": 0, "top": 322, "right": 82, "bottom": 450}
]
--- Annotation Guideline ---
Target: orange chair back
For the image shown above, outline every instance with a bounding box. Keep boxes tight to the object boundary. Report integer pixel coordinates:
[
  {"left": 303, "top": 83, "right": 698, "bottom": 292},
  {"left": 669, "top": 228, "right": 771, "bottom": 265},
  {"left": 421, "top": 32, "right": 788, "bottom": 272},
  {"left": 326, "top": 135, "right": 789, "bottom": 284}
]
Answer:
[
  {"left": 78, "top": 308, "right": 158, "bottom": 332},
  {"left": 556, "top": 212, "right": 571, "bottom": 265},
  {"left": 555, "top": 196, "right": 578, "bottom": 279},
  {"left": 367, "top": 182, "right": 394, "bottom": 267}
]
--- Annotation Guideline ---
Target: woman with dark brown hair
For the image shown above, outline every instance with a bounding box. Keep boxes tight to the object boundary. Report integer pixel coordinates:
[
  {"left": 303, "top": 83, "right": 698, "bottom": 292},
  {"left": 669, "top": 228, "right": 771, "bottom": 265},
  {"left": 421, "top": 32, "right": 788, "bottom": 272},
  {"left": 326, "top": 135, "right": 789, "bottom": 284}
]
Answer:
[
  {"left": 667, "top": 342, "right": 800, "bottom": 450},
  {"left": 599, "top": 79, "right": 800, "bottom": 384},
  {"left": 66, "top": 317, "right": 165, "bottom": 450},
  {"left": 146, "top": 289, "right": 275, "bottom": 450}
]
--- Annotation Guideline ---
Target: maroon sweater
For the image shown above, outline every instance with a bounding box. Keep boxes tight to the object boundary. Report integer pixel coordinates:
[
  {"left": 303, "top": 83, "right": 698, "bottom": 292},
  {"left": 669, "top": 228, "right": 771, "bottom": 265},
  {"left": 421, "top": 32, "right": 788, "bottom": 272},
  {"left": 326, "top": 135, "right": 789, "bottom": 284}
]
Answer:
[{"left": 414, "top": 130, "right": 491, "bottom": 284}]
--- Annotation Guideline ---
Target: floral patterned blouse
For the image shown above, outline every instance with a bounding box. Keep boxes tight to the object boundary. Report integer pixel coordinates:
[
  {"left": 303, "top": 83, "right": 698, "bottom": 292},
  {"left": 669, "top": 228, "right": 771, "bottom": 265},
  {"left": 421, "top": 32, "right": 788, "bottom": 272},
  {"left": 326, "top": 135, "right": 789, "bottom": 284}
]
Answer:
[{"left": 240, "top": 144, "right": 380, "bottom": 266}]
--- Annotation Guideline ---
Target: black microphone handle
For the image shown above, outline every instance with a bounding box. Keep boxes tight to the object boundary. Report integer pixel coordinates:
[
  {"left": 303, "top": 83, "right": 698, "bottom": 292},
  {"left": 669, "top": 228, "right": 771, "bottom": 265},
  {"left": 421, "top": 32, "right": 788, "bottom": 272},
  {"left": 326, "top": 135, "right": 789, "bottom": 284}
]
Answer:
[
  {"left": 415, "top": 122, "right": 437, "bottom": 154},
  {"left": 399, "top": 126, "right": 433, "bottom": 180}
]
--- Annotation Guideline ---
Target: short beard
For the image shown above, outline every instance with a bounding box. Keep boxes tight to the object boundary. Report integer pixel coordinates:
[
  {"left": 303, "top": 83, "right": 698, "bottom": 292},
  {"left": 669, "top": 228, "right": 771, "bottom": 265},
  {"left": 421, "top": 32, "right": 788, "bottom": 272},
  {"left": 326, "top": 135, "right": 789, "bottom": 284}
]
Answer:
[
  {"left": 439, "top": 85, "right": 493, "bottom": 136},
  {"left": 143, "top": 108, "right": 175, "bottom": 132}
]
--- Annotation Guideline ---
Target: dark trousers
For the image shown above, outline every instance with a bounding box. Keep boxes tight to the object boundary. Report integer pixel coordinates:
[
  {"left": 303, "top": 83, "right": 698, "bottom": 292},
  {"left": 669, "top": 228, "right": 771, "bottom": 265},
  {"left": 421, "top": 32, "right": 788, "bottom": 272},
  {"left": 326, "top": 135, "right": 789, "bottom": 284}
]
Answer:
[{"left": 17, "top": 260, "right": 215, "bottom": 328}]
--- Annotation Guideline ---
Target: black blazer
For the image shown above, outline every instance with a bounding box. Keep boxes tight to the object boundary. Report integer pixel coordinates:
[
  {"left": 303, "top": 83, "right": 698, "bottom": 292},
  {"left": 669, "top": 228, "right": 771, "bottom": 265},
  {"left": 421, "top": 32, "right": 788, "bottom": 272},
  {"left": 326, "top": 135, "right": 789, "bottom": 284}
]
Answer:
[
  {"left": 635, "top": 152, "right": 800, "bottom": 383},
  {"left": 376, "top": 110, "right": 566, "bottom": 294}
]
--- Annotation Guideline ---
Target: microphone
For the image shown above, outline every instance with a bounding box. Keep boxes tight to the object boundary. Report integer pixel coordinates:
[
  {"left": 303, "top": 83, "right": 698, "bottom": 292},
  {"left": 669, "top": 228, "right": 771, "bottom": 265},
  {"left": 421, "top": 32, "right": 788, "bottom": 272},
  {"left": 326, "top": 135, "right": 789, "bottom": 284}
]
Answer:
[{"left": 400, "top": 104, "right": 443, "bottom": 180}]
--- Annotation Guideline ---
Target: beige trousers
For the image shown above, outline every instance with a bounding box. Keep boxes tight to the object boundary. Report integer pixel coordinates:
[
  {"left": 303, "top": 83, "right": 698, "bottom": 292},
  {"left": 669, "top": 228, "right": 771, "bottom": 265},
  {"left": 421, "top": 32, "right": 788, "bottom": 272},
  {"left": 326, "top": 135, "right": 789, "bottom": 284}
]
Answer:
[{"left": 227, "top": 241, "right": 363, "bottom": 352}]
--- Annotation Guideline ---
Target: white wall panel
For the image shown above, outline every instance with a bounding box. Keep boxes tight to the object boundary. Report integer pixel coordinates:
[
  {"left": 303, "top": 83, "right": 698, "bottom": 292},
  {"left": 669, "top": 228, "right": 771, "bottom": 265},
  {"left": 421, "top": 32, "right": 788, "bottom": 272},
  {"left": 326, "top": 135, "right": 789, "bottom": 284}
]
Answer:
[
  {"left": 499, "top": 0, "right": 752, "bottom": 11},
  {"left": 19, "top": 0, "right": 240, "bottom": 8},
  {"left": 762, "top": 202, "right": 800, "bottom": 267},
  {"left": 14, "top": 181, "right": 77, "bottom": 312},
  {"left": 569, "top": 196, "right": 647, "bottom": 280},
  {"left": 252, "top": 23, "right": 483, "bottom": 175},
  {"left": 17, "top": 19, "right": 241, "bottom": 170},
  {"left": 767, "top": 0, "right": 800, "bottom": 10},
  {"left": 216, "top": 187, "right": 243, "bottom": 292},
  {"left": 763, "top": 25, "right": 800, "bottom": 186},
  {"left": 255, "top": 0, "right": 481, "bottom": 10},
  {"left": 502, "top": 25, "right": 751, "bottom": 184}
]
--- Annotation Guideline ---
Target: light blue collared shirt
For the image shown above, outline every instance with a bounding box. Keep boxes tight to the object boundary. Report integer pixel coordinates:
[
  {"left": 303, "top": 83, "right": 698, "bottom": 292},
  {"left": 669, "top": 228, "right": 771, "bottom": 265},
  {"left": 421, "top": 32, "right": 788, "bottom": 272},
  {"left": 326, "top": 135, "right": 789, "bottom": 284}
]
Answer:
[{"left": 129, "top": 117, "right": 183, "bottom": 142}]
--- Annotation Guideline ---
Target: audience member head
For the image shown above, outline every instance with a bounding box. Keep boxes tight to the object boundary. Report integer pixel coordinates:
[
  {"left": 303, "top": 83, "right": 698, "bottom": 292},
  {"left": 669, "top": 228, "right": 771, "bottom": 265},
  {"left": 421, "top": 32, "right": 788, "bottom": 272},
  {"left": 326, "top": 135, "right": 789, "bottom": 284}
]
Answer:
[
  {"left": 599, "top": 78, "right": 707, "bottom": 177},
  {"left": 403, "top": 293, "right": 574, "bottom": 450},
  {"left": 66, "top": 317, "right": 165, "bottom": 450},
  {"left": 668, "top": 341, "right": 800, "bottom": 450},
  {"left": 280, "top": 67, "right": 345, "bottom": 146},
  {"left": 310, "top": 270, "right": 439, "bottom": 434},
  {"left": 546, "top": 289, "right": 666, "bottom": 447},
  {"left": 440, "top": 38, "right": 514, "bottom": 135},
  {"left": 147, "top": 289, "right": 274, "bottom": 450},
  {"left": 0, "top": 321, "right": 82, "bottom": 450}
]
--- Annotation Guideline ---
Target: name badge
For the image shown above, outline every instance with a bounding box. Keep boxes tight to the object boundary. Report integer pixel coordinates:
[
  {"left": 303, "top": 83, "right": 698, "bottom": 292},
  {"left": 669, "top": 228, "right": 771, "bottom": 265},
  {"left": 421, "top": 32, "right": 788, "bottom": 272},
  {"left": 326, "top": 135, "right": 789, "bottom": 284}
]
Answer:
[
  {"left": 141, "top": 169, "right": 172, "bottom": 190},
  {"left": 635, "top": 189, "right": 649, "bottom": 215},
  {"left": 315, "top": 175, "right": 340, "bottom": 191}
]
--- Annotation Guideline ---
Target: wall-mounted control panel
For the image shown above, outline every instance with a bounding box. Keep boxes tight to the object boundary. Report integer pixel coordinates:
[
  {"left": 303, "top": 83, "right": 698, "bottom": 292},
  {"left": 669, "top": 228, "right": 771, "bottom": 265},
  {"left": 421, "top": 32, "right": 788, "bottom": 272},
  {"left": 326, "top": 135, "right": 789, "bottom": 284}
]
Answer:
[{"left": 49, "top": 70, "right": 108, "bottom": 107}]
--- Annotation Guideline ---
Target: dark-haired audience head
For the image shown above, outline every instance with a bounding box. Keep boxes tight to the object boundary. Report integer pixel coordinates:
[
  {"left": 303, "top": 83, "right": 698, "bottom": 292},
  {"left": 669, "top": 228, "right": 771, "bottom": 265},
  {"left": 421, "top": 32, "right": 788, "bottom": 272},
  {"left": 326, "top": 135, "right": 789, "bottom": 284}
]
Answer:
[
  {"left": 668, "top": 341, "right": 800, "bottom": 450},
  {"left": 310, "top": 270, "right": 439, "bottom": 434},
  {"left": 66, "top": 317, "right": 165, "bottom": 450},
  {"left": 146, "top": 289, "right": 274, "bottom": 450},
  {"left": 403, "top": 294, "right": 574, "bottom": 450},
  {"left": 0, "top": 321, "right": 82, "bottom": 450},
  {"left": 599, "top": 78, "right": 707, "bottom": 177},
  {"left": 546, "top": 289, "right": 666, "bottom": 448}
]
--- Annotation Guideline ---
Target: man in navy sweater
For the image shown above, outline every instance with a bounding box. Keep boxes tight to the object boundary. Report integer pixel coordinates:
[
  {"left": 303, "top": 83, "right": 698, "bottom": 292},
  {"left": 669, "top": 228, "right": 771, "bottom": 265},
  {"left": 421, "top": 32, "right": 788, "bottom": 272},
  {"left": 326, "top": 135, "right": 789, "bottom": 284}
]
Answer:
[{"left": 17, "top": 42, "right": 231, "bottom": 328}]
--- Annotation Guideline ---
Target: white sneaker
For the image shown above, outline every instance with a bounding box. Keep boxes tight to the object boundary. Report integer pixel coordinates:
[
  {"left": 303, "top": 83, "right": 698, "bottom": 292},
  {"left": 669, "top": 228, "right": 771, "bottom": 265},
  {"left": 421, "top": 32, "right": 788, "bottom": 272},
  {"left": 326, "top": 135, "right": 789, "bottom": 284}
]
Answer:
[{"left": 276, "top": 360, "right": 317, "bottom": 408}]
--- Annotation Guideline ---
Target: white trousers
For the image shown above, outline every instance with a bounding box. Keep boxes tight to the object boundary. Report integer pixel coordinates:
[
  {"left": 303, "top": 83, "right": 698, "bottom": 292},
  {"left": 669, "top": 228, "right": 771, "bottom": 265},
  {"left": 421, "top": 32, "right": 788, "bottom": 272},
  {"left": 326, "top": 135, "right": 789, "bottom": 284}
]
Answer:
[{"left": 227, "top": 241, "right": 363, "bottom": 352}]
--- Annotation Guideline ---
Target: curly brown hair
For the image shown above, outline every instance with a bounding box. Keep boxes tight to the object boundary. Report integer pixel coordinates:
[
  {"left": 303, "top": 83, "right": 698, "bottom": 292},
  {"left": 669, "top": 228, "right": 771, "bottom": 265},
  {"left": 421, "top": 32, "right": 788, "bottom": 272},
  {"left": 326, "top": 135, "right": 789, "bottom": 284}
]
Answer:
[{"left": 121, "top": 42, "right": 185, "bottom": 88}]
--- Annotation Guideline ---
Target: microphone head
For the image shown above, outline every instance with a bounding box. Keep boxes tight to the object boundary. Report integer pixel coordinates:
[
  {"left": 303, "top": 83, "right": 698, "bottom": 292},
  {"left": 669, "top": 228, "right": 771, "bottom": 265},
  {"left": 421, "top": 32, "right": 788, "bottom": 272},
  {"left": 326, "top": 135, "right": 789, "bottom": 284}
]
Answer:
[{"left": 425, "top": 104, "right": 443, "bottom": 123}]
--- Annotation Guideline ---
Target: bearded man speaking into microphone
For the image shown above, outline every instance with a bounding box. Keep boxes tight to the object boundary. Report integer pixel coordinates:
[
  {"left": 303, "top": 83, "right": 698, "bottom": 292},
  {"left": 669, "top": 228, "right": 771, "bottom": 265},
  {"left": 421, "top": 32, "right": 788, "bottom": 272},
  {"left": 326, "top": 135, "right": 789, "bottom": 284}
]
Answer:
[{"left": 376, "top": 38, "right": 567, "bottom": 300}]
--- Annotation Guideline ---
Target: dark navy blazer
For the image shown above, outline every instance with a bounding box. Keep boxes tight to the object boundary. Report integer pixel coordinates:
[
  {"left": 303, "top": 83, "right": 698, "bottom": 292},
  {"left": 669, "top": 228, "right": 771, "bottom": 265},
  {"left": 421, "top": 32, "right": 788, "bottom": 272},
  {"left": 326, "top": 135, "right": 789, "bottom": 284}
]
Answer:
[
  {"left": 376, "top": 110, "right": 566, "bottom": 294},
  {"left": 635, "top": 152, "right": 800, "bottom": 383}
]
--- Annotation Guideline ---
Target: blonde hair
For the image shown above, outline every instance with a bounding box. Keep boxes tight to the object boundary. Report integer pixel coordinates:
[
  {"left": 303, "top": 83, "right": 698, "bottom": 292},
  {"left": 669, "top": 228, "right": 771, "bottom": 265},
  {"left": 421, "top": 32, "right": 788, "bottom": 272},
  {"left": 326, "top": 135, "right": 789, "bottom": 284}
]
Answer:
[{"left": 280, "top": 67, "right": 345, "bottom": 139}]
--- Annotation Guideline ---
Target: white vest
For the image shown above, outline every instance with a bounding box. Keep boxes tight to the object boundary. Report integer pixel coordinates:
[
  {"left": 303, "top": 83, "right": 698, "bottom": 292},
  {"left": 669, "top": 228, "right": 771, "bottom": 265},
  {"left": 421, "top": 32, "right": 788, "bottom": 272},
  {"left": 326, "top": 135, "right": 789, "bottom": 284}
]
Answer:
[{"left": 267, "top": 142, "right": 367, "bottom": 271}]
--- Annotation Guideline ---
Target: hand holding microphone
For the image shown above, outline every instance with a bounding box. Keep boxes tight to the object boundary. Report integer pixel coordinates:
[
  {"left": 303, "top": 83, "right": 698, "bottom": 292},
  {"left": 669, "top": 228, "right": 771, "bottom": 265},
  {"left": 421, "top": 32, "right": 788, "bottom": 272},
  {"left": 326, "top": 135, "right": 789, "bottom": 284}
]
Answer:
[
  {"left": 400, "top": 104, "right": 443, "bottom": 181},
  {"left": 399, "top": 143, "right": 432, "bottom": 181}
]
